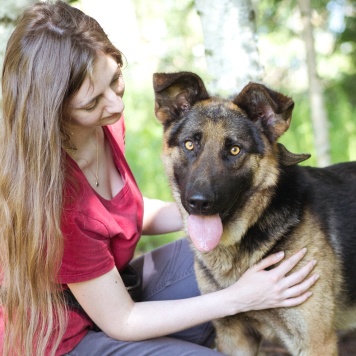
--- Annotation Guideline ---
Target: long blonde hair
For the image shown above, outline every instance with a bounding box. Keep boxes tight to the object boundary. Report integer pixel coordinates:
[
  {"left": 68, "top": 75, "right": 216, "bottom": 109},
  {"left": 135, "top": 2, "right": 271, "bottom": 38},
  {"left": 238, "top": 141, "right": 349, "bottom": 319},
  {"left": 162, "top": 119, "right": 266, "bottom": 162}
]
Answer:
[{"left": 0, "top": 1, "right": 123, "bottom": 355}]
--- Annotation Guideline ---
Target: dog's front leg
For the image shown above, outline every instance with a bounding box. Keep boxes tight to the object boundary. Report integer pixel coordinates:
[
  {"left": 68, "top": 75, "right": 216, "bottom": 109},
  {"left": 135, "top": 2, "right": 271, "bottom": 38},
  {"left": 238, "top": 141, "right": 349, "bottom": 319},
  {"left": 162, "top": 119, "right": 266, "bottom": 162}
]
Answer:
[
  {"left": 214, "top": 317, "right": 261, "bottom": 356},
  {"left": 297, "top": 330, "right": 338, "bottom": 356}
]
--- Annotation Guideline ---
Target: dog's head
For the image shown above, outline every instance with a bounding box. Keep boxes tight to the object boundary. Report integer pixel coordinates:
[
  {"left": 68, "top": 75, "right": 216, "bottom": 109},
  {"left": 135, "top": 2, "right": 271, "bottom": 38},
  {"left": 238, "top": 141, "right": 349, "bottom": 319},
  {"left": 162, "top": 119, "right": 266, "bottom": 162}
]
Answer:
[{"left": 153, "top": 72, "right": 309, "bottom": 252}]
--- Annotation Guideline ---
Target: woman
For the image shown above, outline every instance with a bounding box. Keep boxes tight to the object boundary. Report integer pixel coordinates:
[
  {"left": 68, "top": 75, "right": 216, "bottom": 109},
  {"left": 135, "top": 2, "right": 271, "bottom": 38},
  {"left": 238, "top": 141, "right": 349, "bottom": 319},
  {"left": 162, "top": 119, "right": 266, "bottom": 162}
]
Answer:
[{"left": 0, "top": 1, "right": 319, "bottom": 355}]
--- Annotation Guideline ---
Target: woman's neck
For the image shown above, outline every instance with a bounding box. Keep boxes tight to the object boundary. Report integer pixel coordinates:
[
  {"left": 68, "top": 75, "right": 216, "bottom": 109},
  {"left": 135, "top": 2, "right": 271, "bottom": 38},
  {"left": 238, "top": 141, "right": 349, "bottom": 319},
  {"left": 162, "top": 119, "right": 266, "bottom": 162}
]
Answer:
[
  {"left": 66, "top": 126, "right": 104, "bottom": 172},
  {"left": 68, "top": 125, "right": 101, "bottom": 152}
]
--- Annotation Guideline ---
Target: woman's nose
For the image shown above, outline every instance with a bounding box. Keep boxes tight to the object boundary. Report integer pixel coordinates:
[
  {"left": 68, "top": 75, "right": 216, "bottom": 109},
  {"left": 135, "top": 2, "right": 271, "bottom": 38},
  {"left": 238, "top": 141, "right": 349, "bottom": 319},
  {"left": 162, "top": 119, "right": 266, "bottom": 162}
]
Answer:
[{"left": 105, "top": 89, "right": 124, "bottom": 114}]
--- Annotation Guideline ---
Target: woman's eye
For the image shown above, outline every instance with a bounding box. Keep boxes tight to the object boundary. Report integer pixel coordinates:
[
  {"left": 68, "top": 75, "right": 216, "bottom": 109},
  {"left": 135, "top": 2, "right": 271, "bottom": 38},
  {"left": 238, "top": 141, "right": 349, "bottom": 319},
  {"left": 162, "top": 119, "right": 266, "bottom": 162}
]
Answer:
[
  {"left": 184, "top": 140, "right": 194, "bottom": 151},
  {"left": 230, "top": 145, "right": 241, "bottom": 156},
  {"left": 84, "top": 100, "right": 98, "bottom": 112}
]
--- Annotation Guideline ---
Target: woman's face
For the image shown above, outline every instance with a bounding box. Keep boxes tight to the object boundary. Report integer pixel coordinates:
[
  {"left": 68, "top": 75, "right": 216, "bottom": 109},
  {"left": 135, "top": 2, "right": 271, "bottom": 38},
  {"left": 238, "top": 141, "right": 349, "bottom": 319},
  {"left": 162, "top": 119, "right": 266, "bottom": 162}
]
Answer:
[{"left": 66, "top": 53, "right": 125, "bottom": 129}]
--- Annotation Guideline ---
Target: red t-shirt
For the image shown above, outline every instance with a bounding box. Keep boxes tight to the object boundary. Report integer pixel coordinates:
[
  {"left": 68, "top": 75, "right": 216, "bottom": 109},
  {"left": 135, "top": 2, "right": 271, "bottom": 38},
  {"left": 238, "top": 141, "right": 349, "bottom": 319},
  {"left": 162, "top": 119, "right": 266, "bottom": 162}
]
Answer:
[
  {"left": 0, "top": 118, "right": 143, "bottom": 355},
  {"left": 56, "top": 117, "right": 143, "bottom": 354}
]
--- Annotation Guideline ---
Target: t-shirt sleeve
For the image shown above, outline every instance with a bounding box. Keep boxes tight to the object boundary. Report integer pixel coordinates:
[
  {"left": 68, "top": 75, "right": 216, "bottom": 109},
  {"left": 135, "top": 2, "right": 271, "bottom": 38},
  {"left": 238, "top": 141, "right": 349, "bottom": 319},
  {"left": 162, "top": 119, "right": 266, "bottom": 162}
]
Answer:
[{"left": 59, "top": 211, "right": 115, "bottom": 284}]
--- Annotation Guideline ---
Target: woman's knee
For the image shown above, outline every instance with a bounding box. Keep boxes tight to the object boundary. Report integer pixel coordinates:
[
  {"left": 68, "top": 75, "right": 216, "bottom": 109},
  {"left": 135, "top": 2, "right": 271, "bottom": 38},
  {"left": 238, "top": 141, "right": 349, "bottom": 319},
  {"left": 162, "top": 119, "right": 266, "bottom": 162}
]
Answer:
[{"left": 67, "top": 331, "right": 223, "bottom": 356}]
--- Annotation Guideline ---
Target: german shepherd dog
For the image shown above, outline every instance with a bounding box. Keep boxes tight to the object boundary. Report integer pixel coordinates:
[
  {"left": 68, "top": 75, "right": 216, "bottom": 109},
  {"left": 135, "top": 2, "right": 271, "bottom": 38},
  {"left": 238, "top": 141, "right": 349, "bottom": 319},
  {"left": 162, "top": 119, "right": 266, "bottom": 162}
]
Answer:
[{"left": 152, "top": 71, "right": 356, "bottom": 356}]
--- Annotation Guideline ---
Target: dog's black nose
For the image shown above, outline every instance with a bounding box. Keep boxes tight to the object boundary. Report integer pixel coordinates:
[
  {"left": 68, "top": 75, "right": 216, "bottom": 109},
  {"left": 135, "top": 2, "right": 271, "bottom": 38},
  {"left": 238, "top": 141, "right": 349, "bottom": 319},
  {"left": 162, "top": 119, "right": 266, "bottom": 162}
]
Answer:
[{"left": 188, "top": 193, "right": 214, "bottom": 214}]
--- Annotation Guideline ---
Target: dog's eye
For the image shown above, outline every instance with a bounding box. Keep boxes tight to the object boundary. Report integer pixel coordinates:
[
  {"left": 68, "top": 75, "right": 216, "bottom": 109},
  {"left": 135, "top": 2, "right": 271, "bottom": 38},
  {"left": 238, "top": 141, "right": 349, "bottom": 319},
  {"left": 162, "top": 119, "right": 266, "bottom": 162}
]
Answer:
[
  {"left": 184, "top": 140, "right": 194, "bottom": 151},
  {"left": 230, "top": 146, "right": 241, "bottom": 156}
]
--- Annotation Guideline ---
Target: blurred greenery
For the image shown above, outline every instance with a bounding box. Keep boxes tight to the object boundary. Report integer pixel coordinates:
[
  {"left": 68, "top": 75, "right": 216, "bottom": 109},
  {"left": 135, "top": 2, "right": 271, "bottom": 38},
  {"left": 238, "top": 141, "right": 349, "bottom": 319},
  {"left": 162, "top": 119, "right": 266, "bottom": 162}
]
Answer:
[{"left": 117, "top": 0, "right": 356, "bottom": 253}]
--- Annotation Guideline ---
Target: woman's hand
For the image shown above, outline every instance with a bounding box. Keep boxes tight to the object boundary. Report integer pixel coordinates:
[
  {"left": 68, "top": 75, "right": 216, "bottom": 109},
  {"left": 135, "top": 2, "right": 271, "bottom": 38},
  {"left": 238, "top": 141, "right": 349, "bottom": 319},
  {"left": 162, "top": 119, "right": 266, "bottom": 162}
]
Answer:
[{"left": 227, "top": 248, "right": 319, "bottom": 314}]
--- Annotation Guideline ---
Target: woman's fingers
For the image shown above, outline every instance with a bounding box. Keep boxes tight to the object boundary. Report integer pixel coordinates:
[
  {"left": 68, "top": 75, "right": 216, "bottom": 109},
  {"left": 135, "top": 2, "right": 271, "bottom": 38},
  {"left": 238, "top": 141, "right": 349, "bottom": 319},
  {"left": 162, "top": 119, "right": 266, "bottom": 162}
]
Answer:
[
  {"left": 279, "top": 290, "right": 313, "bottom": 307},
  {"left": 250, "top": 248, "right": 319, "bottom": 308},
  {"left": 237, "top": 248, "right": 319, "bottom": 311},
  {"left": 254, "top": 248, "right": 308, "bottom": 274},
  {"left": 285, "top": 272, "right": 319, "bottom": 299},
  {"left": 254, "top": 251, "right": 285, "bottom": 271},
  {"left": 283, "top": 259, "right": 317, "bottom": 288},
  {"left": 273, "top": 248, "right": 309, "bottom": 277},
  {"left": 279, "top": 266, "right": 319, "bottom": 307}
]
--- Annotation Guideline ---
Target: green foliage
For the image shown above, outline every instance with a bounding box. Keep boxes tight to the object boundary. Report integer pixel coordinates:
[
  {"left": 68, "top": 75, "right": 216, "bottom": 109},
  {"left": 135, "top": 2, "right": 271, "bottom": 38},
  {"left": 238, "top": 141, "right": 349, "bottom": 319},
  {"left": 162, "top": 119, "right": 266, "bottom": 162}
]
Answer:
[
  {"left": 325, "top": 84, "right": 356, "bottom": 162},
  {"left": 280, "top": 87, "right": 356, "bottom": 166},
  {"left": 279, "top": 92, "right": 317, "bottom": 166}
]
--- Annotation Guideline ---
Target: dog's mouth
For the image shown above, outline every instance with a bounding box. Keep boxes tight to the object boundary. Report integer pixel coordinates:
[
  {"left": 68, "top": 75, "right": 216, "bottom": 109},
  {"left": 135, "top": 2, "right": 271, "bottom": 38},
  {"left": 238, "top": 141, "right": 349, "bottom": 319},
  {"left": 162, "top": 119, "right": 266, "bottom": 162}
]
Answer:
[
  {"left": 187, "top": 214, "right": 223, "bottom": 253},
  {"left": 184, "top": 192, "right": 240, "bottom": 253}
]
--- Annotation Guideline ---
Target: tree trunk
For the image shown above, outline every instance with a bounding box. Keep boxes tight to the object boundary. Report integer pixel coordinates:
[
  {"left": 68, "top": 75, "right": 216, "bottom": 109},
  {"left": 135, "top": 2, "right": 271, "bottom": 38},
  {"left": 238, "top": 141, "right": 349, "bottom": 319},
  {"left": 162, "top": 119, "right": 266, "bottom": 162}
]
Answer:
[
  {"left": 298, "top": 0, "right": 331, "bottom": 167},
  {"left": 194, "top": 0, "right": 263, "bottom": 96}
]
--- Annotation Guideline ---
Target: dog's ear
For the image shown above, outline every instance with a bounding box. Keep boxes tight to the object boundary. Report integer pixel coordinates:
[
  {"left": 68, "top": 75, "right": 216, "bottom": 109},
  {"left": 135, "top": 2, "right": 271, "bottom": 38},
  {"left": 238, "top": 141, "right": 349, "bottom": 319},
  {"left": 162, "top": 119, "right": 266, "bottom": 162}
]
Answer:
[
  {"left": 277, "top": 143, "right": 311, "bottom": 166},
  {"left": 233, "top": 83, "right": 294, "bottom": 142},
  {"left": 153, "top": 72, "right": 209, "bottom": 125}
]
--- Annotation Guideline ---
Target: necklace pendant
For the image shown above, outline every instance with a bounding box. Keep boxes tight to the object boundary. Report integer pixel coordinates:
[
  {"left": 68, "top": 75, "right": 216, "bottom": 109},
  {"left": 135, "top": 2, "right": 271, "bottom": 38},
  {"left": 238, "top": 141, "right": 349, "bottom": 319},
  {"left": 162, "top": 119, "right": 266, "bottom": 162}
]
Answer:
[{"left": 95, "top": 180, "right": 99, "bottom": 187}]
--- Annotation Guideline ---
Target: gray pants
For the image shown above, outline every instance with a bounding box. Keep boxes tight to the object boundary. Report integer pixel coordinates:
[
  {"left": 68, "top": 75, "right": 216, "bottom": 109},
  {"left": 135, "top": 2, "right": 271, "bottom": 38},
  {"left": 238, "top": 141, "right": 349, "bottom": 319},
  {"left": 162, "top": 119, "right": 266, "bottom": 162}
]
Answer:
[{"left": 65, "top": 238, "right": 224, "bottom": 355}]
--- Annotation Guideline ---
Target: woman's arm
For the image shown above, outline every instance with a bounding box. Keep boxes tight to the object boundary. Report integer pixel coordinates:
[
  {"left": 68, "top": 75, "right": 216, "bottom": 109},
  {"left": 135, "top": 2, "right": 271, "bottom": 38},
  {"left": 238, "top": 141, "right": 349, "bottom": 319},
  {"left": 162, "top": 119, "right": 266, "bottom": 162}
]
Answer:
[
  {"left": 142, "top": 197, "right": 183, "bottom": 235},
  {"left": 68, "top": 248, "right": 319, "bottom": 342}
]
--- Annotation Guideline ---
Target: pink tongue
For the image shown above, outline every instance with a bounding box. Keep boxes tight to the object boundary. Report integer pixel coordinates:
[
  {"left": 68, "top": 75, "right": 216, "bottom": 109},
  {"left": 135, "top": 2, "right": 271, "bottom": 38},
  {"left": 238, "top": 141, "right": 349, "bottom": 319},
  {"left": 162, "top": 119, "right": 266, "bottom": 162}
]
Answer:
[{"left": 187, "top": 214, "right": 223, "bottom": 253}]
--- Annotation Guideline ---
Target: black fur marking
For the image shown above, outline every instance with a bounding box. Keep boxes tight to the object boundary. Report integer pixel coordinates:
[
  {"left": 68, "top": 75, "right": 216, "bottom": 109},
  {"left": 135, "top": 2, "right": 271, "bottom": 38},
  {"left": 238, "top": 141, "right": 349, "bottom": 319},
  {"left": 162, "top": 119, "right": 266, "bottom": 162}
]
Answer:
[
  {"left": 167, "top": 117, "right": 189, "bottom": 148},
  {"left": 240, "top": 167, "right": 303, "bottom": 256},
  {"left": 219, "top": 172, "right": 255, "bottom": 223},
  {"left": 299, "top": 162, "right": 356, "bottom": 303},
  {"left": 242, "top": 320, "right": 263, "bottom": 346},
  {"left": 197, "top": 104, "right": 266, "bottom": 155},
  {"left": 196, "top": 257, "right": 221, "bottom": 290}
]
